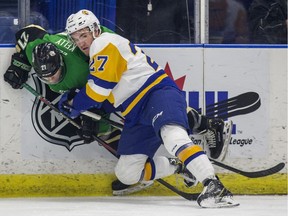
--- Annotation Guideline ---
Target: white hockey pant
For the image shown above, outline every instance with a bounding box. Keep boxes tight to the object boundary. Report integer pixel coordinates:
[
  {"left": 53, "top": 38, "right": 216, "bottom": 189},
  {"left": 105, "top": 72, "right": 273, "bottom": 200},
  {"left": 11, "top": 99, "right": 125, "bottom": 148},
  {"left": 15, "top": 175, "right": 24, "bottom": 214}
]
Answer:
[{"left": 115, "top": 124, "right": 215, "bottom": 185}]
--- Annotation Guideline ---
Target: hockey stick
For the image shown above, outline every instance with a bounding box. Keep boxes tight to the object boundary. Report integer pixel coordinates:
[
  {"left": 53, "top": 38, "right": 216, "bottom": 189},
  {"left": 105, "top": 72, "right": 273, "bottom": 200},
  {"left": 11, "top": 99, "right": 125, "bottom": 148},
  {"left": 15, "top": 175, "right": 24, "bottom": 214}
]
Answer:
[
  {"left": 156, "top": 179, "right": 199, "bottom": 201},
  {"left": 82, "top": 109, "right": 124, "bottom": 129},
  {"left": 83, "top": 112, "right": 285, "bottom": 178},
  {"left": 23, "top": 83, "right": 123, "bottom": 129},
  {"left": 210, "top": 158, "right": 285, "bottom": 178},
  {"left": 22, "top": 83, "right": 198, "bottom": 201}
]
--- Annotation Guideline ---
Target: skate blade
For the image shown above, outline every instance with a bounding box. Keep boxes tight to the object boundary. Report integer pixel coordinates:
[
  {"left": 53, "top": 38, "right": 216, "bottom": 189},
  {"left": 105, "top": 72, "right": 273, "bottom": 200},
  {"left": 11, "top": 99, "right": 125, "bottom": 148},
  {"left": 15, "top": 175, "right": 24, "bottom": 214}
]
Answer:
[
  {"left": 112, "top": 181, "right": 154, "bottom": 196},
  {"left": 199, "top": 196, "right": 240, "bottom": 208}
]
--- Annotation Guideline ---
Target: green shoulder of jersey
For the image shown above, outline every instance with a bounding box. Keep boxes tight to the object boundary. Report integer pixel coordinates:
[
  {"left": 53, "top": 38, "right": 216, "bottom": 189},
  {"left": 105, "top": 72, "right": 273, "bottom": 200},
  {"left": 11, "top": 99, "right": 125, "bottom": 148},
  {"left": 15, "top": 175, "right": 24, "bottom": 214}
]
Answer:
[{"left": 17, "top": 25, "right": 114, "bottom": 93}]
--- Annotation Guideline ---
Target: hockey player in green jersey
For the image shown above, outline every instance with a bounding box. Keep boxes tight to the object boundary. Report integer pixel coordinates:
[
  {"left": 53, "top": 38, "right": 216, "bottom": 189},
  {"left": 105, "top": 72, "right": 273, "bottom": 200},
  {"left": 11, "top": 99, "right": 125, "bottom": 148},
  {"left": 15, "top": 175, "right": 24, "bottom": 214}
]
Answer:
[
  {"left": 3, "top": 24, "right": 116, "bottom": 142},
  {"left": 3, "top": 24, "right": 114, "bottom": 92}
]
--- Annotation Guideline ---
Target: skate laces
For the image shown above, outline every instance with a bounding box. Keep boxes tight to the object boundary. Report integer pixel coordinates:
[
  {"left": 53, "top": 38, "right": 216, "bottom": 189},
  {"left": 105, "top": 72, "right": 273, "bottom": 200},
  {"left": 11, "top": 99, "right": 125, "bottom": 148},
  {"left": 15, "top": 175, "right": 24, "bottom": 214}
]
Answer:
[
  {"left": 205, "top": 129, "right": 217, "bottom": 148},
  {"left": 198, "top": 179, "right": 232, "bottom": 203},
  {"left": 204, "top": 179, "right": 232, "bottom": 198},
  {"left": 205, "top": 119, "right": 224, "bottom": 148}
]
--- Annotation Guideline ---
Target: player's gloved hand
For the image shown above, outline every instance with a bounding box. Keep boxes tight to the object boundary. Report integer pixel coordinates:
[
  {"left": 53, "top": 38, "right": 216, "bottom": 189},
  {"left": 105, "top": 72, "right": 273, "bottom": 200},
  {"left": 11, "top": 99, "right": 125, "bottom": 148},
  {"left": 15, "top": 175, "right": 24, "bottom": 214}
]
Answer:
[
  {"left": 77, "top": 115, "right": 98, "bottom": 143},
  {"left": 3, "top": 53, "right": 32, "bottom": 89},
  {"left": 58, "top": 89, "right": 81, "bottom": 119}
]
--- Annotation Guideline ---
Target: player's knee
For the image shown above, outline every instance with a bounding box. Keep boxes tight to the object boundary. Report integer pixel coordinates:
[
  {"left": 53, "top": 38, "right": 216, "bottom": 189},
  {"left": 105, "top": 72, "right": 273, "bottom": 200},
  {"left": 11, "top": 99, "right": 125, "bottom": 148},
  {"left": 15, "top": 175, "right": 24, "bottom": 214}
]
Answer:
[{"left": 115, "top": 154, "right": 147, "bottom": 185}]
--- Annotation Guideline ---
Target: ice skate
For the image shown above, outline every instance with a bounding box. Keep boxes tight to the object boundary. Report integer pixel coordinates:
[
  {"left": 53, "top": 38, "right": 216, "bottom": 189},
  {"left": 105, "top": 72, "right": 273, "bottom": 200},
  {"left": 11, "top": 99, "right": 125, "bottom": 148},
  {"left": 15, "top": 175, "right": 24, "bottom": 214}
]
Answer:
[
  {"left": 169, "top": 158, "right": 199, "bottom": 187},
  {"left": 197, "top": 178, "right": 239, "bottom": 208},
  {"left": 112, "top": 179, "right": 154, "bottom": 196},
  {"left": 203, "top": 119, "right": 232, "bottom": 161}
]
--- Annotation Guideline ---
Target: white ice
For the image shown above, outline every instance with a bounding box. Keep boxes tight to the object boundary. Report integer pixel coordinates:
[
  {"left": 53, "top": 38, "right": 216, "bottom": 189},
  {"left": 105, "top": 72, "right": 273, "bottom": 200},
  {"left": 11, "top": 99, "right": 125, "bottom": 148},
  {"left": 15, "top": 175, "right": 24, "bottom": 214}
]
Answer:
[{"left": 0, "top": 195, "right": 286, "bottom": 216}]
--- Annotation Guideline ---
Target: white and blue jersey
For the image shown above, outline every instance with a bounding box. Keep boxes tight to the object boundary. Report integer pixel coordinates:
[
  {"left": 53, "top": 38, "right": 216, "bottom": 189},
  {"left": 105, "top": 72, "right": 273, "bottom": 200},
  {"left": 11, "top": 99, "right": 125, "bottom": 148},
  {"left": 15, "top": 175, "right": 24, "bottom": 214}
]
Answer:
[
  {"left": 72, "top": 32, "right": 190, "bottom": 157},
  {"left": 72, "top": 32, "right": 178, "bottom": 126}
]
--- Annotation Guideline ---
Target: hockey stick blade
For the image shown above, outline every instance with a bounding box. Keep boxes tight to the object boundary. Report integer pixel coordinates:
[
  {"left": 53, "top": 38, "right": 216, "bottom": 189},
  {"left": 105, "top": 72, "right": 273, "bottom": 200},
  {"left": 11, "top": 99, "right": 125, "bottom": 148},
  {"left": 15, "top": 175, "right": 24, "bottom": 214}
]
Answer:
[
  {"left": 156, "top": 179, "right": 199, "bottom": 201},
  {"left": 210, "top": 159, "right": 285, "bottom": 178}
]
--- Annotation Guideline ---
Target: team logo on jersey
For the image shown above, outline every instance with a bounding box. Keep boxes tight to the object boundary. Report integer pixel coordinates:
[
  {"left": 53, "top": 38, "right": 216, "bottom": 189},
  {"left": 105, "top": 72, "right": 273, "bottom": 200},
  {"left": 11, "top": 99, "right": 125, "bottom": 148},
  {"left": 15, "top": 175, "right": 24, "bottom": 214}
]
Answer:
[
  {"left": 31, "top": 74, "right": 85, "bottom": 151},
  {"left": 82, "top": 10, "right": 89, "bottom": 15}
]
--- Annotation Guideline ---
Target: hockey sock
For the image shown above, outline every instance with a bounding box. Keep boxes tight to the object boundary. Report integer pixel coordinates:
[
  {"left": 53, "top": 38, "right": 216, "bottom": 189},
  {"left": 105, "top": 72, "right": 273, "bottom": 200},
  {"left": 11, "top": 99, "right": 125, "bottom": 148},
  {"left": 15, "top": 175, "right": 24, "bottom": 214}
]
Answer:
[{"left": 175, "top": 144, "right": 215, "bottom": 183}]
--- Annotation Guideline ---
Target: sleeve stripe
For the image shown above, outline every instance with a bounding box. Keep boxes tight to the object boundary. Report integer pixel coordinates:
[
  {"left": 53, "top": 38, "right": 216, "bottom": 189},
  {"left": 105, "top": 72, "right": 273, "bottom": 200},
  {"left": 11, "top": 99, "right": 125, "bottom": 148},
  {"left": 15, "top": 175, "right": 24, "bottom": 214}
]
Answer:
[
  {"left": 86, "top": 80, "right": 111, "bottom": 102},
  {"left": 89, "top": 74, "right": 118, "bottom": 89}
]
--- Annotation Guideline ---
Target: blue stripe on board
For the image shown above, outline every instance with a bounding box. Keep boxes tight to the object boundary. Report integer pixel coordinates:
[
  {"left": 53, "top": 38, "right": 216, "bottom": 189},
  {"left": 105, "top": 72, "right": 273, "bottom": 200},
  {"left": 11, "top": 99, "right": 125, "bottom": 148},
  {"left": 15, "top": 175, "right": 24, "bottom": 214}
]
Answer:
[
  {"left": 1, "top": 43, "right": 287, "bottom": 49},
  {"left": 137, "top": 44, "right": 288, "bottom": 49},
  {"left": 203, "top": 44, "right": 288, "bottom": 49},
  {"left": 0, "top": 44, "right": 14, "bottom": 48},
  {"left": 137, "top": 44, "right": 203, "bottom": 48}
]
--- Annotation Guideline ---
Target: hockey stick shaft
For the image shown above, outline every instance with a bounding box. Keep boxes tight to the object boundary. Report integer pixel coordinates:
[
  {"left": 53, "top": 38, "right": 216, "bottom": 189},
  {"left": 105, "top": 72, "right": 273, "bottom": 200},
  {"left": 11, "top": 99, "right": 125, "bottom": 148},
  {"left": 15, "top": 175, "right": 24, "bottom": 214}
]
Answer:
[
  {"left": 83, "top": 111, "right": 124, "bottom": 129},
  {"left": 23, "top": 83, "right": 122, "bottom": 129},
  {"left": 210, "top": 158, "right": 285, "bottom": 178},
  {"left": 156, "top": 179, "right": 199, "bottom": 200},
  {"left": 23, "top": 83, "right": 197, "bottom": 200},
  {"left": 23, "top": 83, "right": 116, "bottom": 150},
  {"left": 22, "top": 83, "right": 82, "bottom": 129},
  {"left": 23, "top": 83, "right": 122, "bottom": 148}
]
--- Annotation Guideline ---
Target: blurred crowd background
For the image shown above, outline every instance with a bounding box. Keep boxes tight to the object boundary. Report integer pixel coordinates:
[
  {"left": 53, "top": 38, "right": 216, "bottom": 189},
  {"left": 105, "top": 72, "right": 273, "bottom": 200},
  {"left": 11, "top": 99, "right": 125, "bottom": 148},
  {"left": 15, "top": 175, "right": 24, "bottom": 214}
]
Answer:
[{"left": 0, "top": 0, "right": 287, "bottom": 44}]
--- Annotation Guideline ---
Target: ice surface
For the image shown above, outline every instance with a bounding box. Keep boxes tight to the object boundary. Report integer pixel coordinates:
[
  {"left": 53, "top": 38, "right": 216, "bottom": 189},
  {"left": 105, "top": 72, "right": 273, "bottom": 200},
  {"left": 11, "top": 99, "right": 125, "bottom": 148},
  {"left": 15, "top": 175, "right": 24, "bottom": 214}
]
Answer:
[{"left": 0, "top": 195, "right": 286, "bottom": 216}]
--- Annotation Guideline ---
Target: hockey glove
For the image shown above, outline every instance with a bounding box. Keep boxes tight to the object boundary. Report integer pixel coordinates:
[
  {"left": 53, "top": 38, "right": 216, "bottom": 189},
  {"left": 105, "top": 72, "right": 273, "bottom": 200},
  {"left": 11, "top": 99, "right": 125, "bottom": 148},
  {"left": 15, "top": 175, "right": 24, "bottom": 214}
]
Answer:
[
  {"left": 4, "top": 53, "right": 32, "bottom": 89},
  {"left": 58, "top": 90, "right": 81, "bottom": 119},
  {"left": 77, "top": 115, "right": 99, "bottom": 143}
]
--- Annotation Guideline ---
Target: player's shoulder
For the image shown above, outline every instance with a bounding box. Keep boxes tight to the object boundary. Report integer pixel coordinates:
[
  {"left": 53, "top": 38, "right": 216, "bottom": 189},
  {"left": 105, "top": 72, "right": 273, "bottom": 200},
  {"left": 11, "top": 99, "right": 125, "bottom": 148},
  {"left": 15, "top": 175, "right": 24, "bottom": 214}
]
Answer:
[
  {"left": 15, "top": 25, "right": 48, "bottom": 53},
  {"left": 22, "top": 24, "right": 46, "bottom": 32},
  {"left": 90, "top": 32, "right": 128, "bottom": 54},
  {"left": 17, "top": 24, "right": 47, "bottom": 38}
]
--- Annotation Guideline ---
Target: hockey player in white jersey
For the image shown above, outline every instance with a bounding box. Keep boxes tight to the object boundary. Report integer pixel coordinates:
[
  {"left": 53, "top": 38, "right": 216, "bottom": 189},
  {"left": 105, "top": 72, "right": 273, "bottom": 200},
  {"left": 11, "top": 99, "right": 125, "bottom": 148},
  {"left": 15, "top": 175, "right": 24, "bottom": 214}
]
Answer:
[{"left": 60, "top": 9, "right": 239, "bottom": 208}]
